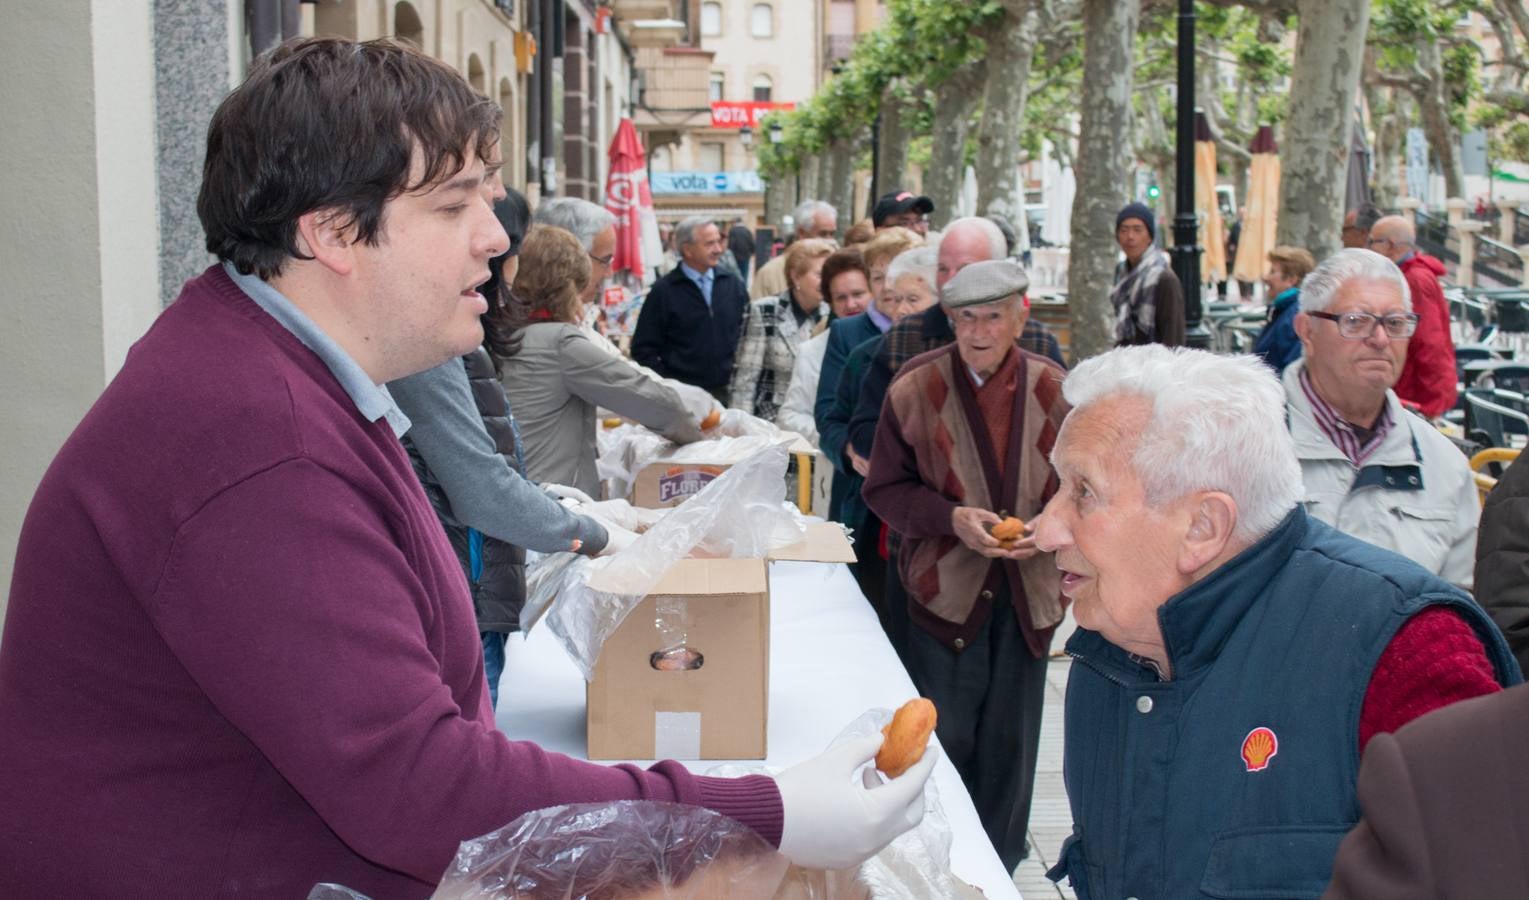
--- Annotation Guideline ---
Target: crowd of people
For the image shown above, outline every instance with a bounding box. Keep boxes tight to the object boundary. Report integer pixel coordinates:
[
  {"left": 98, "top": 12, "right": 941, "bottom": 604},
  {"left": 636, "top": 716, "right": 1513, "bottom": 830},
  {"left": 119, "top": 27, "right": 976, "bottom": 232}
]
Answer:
[{"left": 2, "top": 34, "right": 1527, "bottom": 899}]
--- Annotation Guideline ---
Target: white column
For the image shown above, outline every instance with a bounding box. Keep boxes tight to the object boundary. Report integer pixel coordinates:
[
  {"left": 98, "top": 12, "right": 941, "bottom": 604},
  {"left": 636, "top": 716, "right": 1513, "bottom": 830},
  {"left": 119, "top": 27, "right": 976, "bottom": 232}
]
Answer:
[
  {"left": 1398, "top": 196, "right": 1422, "bottom": 227},
  {"left": 0, "top": 0, "right": 162, "bottom": 626},
  {"left": 1457, "top": 221, "right": 1483, "bottom": 289},
  {"left": 1498, "top": 201, "right": 1519, "bottom": 246},
  {"left": 1446, "top": 197, "right": 1469, "bottom": 229}
]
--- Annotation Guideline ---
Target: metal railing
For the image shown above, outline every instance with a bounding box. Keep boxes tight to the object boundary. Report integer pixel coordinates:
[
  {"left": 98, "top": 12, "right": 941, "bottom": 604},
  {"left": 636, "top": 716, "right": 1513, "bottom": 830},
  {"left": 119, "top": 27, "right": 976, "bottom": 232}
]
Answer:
[
  {"left": 1478, "top": 235, "right": 1525, "bottom": 289},
  {"left": 1415, "top": 210, "right": 1459, "bottom": 265}
]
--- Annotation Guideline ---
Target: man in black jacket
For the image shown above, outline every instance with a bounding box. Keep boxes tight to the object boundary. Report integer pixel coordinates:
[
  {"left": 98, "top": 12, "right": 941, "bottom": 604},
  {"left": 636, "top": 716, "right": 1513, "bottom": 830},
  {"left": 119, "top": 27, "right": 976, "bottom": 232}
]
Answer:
[{"left": 632, "top": 216, "right": 749, "bottom": 401}]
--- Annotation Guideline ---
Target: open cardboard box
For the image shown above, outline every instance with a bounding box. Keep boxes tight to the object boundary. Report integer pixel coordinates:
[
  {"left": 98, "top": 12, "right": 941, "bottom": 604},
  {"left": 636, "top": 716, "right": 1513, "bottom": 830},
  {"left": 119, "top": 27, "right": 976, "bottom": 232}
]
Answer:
[
  {"left": 629, "top": 433, "right": 818, "bottom": 508},
  {"left": 585, "top": 521, "right": 855, "bottom": 760}
]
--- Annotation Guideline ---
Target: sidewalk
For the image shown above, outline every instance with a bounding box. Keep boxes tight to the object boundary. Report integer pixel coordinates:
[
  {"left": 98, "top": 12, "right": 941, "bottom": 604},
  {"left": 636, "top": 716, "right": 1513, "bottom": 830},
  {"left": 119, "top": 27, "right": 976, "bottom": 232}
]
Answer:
[
  {"left": 1011, "top": 655, "right": 1076, "bottom": 899},
  {"left": 1012, "top": 612, "right": 1078, "bottom": 899}
]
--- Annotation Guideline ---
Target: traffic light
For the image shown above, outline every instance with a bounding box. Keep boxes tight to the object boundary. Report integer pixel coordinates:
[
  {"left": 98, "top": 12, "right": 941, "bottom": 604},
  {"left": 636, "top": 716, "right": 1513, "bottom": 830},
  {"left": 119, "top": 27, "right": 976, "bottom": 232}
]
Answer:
[{"left": 1146, "top": 183, "right": 1161, "bottom": 201}]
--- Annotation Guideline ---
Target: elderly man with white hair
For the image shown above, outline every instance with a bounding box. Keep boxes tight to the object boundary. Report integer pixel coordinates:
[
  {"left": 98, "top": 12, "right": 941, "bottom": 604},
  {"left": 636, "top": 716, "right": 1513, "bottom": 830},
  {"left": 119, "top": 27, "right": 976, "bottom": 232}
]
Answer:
[
  {"left": 863, "top": 258, "right": 1069, "bottom": 872},
  {"left": 1286, "top": 248, "right": 1478, "bottom": 588},
  {"left": 1034, "top": 345, "right": 1518, "bottom": 900},
  {"left": 751, "top": 199, "right": 839, "bottom": 300}
]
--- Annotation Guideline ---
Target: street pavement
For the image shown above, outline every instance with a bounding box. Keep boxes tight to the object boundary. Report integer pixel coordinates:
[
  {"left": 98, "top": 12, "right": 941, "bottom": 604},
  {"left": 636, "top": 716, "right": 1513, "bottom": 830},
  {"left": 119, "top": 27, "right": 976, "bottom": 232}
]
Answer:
[{"left": 1012, "top": 613, "right": 1078, "bottom": 899}]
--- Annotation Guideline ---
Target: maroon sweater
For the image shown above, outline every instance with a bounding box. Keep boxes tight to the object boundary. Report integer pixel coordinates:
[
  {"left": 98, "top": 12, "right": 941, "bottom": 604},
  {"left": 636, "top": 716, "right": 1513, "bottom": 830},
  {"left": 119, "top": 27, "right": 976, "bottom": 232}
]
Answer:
[{"left": 0, "top": 267, "right": 780, "bottom": 898}]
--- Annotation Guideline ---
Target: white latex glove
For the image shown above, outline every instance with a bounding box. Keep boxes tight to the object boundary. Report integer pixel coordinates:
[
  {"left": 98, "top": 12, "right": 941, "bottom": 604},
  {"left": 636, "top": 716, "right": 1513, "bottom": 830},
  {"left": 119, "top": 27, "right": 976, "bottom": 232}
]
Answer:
[
  {"left": 774, "top": 733, "right": 938, "bottom": 870},
  {"left": 544, "top": 483, "right": 597, "bottom": 506},
  {"left": 594, "top": 522, "right": 639, "bottom": 557}
]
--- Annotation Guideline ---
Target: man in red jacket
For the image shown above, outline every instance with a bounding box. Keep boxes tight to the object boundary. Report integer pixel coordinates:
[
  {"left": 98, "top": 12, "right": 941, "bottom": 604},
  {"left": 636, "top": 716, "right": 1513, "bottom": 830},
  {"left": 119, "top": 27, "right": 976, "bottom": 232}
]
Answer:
[{"left": 1369, "top": 216, "right": 1456, "bottom": 418}]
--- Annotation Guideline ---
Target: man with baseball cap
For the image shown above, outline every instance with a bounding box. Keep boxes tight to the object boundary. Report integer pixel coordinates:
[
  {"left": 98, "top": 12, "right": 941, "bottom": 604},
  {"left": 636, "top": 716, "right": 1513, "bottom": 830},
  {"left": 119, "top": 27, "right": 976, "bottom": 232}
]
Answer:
[
  {"left": 873, "top": 190, "right": 934, "bottom": 236},
  {"left": 863, "top": 259, "right": 1069, "bottom": 871}
]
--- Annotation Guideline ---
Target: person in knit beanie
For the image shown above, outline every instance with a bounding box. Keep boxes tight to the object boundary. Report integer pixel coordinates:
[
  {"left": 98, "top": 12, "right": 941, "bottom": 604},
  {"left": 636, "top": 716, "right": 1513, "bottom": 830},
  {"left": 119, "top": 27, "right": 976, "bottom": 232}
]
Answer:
[{"left": 1111, "top": 201, "right": 1184, "bottom": 347}]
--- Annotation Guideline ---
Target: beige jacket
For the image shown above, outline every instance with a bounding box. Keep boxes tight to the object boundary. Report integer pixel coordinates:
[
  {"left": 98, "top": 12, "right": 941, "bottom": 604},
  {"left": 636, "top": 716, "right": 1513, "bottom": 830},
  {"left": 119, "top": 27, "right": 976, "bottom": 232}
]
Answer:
[{"left": 502, "top": 323, "right": 702, "bottom": 496}]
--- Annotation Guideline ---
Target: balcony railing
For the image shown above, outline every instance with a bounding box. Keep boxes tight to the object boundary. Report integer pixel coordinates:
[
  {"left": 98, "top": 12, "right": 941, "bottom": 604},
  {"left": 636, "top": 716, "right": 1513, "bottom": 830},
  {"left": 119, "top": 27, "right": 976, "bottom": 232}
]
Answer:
[
  {"left": 636, "top": 46, "right": 713, "bottom": 111},
  {"left": 611, "top": 0, "right": 678, "bottom": 22}
]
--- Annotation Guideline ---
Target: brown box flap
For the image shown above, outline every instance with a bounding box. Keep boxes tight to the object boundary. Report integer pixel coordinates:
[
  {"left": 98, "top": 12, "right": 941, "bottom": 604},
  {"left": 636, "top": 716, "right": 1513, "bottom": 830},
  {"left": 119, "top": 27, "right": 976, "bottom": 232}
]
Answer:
[
  {"left": 646, "top": 556, "right": 768, "bottom": 595},
  {"left": 767, "top": 521, "right": 856, "bottom": 564}
]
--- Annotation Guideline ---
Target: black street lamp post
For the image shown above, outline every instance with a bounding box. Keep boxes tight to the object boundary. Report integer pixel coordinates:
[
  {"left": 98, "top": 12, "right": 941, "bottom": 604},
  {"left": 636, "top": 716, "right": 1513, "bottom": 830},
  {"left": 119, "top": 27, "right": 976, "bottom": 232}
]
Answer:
[{"left": 1174, "top": 0, "right": 1210, "bottom": 348}]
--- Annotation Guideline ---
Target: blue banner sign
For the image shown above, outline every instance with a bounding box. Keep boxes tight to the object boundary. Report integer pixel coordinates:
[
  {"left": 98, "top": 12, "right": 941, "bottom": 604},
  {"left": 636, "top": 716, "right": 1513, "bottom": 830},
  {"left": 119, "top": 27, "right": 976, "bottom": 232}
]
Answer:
[{"left": 651, "top": 171, "right": 763, "bottom": 194}]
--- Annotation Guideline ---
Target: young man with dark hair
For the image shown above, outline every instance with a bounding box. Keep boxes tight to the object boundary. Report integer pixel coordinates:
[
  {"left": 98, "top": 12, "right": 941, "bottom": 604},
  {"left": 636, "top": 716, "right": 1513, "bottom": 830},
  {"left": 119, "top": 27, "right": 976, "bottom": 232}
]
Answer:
[{"left": 0, "top": 38, "right": 931, "bottom": 897}]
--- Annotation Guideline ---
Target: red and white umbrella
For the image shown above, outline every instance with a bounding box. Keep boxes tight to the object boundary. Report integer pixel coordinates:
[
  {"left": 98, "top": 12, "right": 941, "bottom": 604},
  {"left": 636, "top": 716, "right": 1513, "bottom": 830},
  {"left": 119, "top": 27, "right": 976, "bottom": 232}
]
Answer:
[{"left": 604, "top": 118, "right": 662, "bottom": 286}]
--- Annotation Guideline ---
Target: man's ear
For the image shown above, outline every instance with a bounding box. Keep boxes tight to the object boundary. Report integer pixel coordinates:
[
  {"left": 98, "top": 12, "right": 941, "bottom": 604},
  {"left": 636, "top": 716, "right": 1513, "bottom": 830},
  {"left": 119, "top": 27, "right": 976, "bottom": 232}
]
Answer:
[
  {"left": 1293, "top": 310, "right": 1313, "bottom": 351},
  {"left": 1178, "top": 491, "right": 1237, "bottom": 575},
  {"left": 294, "top": 209, "right": 357, "bottom": 277}
]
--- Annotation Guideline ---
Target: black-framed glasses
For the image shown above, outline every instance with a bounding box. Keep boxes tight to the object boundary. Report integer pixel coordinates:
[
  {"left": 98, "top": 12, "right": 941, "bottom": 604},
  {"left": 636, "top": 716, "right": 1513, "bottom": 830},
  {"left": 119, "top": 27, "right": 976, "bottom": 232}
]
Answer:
[
  {"left": 589, "top": 251, "right": 614, "bottom": 267},
  {"left": 1308, "top": 310, "right": 1419, "bottom": 339}
]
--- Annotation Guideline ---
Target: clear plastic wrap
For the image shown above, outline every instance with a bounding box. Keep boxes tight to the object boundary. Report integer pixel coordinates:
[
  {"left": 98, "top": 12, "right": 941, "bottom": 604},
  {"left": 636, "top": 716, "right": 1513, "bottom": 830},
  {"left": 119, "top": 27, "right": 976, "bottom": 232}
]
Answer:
[
  {"left": 595, "top": 412, "right": 810, "bottom": 501},
  {"left": 522, "top": 442, "right": 807, "bottom": 680},
  {"left": 306, "top": 802, "right": 791, "bottom": 900}
]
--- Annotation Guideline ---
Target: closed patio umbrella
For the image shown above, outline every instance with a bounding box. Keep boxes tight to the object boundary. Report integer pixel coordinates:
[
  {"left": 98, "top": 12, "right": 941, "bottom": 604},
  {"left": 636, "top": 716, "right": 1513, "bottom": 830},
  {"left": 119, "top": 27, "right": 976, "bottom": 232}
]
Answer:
[
  {"left": 1233, "top": 125, "right": 1280, "bottom": 285},
  {"left": 1195, "top": 113, "right": 1226, "bottom": 285}
]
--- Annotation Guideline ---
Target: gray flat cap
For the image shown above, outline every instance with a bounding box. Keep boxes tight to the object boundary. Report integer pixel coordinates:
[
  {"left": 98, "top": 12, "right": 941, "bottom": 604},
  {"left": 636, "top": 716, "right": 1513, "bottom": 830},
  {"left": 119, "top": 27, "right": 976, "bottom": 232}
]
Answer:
[{"left": 940, "top": 259, "right": 1030, "bottom": 308}]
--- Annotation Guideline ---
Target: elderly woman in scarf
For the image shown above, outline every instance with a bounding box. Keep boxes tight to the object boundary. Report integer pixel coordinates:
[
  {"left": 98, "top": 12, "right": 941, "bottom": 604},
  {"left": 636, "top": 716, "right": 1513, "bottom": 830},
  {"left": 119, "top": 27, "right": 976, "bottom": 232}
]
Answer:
[{"left": 1111, "top": 202, "right": 1185, "bottom": 347}]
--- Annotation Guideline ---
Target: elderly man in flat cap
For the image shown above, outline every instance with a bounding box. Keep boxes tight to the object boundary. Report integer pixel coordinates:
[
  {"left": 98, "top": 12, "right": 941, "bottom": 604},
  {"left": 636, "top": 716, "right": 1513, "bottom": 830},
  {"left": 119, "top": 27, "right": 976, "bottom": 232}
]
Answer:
[{"left": 863, "top": 259, "right": 1069, "bottom": 871}]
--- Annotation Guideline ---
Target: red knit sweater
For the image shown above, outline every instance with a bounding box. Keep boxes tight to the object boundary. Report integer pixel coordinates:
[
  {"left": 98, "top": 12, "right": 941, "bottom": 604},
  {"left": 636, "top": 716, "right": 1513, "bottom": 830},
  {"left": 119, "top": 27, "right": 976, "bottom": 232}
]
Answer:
[{"left": 1360, "top": 606, "right": 1503, "bottom": 752}]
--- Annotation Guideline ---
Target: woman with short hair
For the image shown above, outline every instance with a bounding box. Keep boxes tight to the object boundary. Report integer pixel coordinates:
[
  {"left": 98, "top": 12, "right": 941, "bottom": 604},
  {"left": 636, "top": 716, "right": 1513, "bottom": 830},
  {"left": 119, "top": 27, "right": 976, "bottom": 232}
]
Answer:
[
  {"left": 502, "top": 226, "right": 702, "bottom": 496},
  {"left": 1252, "top": 244, "right": 1316, "bottom": 374},
  {"left": 728, "top": 237, "right": 837, "bottom": 419}
]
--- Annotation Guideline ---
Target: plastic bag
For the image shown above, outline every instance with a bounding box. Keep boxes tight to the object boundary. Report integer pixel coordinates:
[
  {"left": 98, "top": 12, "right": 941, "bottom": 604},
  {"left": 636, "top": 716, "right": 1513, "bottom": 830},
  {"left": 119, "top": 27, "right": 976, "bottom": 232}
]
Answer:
[
  {"left": 522, "top": 442, "right": 807, "bottom": 680},
  {"left": 595, "top": 412, "right": 810, "bottom": 501},
  {"left": 306, "top": 802, "right": 791, "bottom": 900}
]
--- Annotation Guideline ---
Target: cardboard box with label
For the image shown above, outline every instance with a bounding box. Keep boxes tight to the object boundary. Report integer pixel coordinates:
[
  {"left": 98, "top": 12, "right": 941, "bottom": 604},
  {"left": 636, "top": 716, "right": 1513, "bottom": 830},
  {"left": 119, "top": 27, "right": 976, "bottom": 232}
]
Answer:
[
  {"left": 584, "top": 522, "right": 855, "bottom": 760},
  {"left": 629, "top": 435, "right": 817, "bottom": 509}
]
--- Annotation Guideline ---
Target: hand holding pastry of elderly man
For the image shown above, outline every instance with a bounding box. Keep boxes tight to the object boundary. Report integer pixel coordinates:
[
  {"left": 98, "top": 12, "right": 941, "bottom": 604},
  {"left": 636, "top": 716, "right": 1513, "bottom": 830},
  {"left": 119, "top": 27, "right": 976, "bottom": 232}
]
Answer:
[{"left": 951, "top": 507, "right": 1040, "bottom": 560}]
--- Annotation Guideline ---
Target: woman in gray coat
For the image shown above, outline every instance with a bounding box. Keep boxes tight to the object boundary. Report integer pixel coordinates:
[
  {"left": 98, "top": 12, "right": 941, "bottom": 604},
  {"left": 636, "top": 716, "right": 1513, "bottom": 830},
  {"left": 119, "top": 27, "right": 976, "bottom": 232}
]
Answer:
[{"left": 502, "top": 226, "right": 703, "bottom": 496}]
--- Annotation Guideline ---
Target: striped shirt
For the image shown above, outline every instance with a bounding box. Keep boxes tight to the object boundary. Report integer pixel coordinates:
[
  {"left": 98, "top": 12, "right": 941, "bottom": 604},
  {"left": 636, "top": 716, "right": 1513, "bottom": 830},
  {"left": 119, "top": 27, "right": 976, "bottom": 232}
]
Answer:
[{"left": 1298, "top": 367, "right": 1394, "bottom": 465}]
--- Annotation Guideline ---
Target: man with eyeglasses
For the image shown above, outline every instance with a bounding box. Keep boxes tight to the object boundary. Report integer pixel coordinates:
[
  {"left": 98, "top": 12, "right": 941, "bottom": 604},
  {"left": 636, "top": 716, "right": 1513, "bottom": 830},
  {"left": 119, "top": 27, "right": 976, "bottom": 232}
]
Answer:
[
  {"left": 1285, "top": 249, "right": 1478, "bottom": 589},
  {"left": 1366, "top": 215, "right": 1457, "bottom": 418}
]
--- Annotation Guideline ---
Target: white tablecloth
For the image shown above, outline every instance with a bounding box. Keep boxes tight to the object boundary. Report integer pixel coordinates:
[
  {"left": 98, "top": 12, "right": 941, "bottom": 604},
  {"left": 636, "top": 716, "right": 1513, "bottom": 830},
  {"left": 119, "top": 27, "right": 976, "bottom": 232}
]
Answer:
[{"left": 496, "top": 559, "right": 1022, "bottom": 899}]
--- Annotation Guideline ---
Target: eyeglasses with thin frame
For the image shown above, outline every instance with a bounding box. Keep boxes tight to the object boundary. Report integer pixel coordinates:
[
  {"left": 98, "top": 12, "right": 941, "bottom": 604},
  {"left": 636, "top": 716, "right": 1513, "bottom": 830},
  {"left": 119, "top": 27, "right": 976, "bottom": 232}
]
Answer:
[
  {"left": 1307, "top": 310, "right": 1419, "bottom": 340},
  {"left": 589, "top": 251, "right": 614, "bottom": 267}
]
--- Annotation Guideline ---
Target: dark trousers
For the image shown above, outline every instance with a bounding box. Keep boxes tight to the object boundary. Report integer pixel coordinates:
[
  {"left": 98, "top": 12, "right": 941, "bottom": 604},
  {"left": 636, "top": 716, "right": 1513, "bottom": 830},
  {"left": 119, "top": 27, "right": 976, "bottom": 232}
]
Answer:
[
  {"left": 882, "top": 542, "right": 911, "bottom": 668},
  {"left": 850, "top": 510, "right": 887, "bottom": 626},
  {"left": 906, "top": 595, "right": 1048, "bottom": 873}
]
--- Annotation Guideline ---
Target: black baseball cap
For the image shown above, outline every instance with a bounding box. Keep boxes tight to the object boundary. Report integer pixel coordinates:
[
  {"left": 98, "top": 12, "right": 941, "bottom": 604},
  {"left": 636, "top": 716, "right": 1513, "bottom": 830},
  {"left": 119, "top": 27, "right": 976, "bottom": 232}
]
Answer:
[{"left": 872, "top": 190, "right": 934, "bottom": 226}]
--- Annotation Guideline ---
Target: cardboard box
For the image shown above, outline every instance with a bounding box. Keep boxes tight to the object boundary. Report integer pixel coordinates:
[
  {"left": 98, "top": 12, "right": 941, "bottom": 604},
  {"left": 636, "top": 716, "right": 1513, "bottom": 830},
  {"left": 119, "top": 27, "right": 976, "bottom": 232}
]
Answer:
[
  {"left": 584, "top": 522, "right": 855, "bottom": 760},
  {"left": 629, "top": 435, "right": 818, "bottom": 509}
]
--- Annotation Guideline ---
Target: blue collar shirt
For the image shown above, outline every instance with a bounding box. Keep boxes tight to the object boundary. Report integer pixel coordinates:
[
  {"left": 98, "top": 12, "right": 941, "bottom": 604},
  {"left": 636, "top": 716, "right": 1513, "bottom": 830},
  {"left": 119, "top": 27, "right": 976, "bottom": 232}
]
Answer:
[
  {"left": 680, "top": 262, "right": 715, "bottom": 308},
  {"left": 224, "top": 262, "right": 412, "bottom": 438}
]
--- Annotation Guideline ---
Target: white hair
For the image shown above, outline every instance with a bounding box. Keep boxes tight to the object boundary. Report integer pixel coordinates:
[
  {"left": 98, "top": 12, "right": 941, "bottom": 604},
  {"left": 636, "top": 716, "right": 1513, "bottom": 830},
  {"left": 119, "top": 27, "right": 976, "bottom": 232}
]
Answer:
[
  {"left": 884, "top": 246, "right": 938, "bottom": 295},
  {"left": 1061, "top": 345, "right": 1302, "bottom": 542},
  {"left": 943, "top": 216, "right": 1007, "bottom": 260},
  {"left": 792, "top": 200, "right": 836, "bottom": 234},
  {"left": 532, "top": 198, "right": 616, "bottom": 252},
  {"left": 1299, "top": 248, "right": 1411, "bottom": 313}
]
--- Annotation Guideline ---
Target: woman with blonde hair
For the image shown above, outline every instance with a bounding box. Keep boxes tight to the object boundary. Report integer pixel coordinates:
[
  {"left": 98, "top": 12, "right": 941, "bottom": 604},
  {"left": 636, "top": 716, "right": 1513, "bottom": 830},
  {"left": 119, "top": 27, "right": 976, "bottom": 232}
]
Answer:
[
  {"left": 502, "top": 226, "right": 702, "bottom": 496},
  {"left": 728, "top": 237, "right": 837, "bottom": 418}
]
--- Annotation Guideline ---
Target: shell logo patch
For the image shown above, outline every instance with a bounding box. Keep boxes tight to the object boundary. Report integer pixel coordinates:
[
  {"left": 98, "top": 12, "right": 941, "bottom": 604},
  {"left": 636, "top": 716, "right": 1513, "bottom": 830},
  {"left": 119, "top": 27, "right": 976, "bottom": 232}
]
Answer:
[{"left": 1241, "top": 726, "right": 1279, "bottom": 772}]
